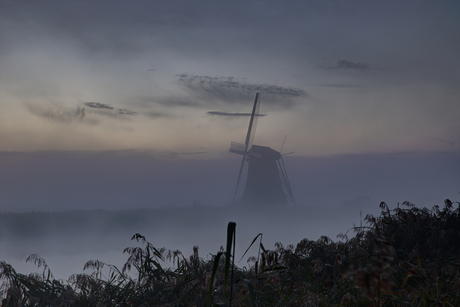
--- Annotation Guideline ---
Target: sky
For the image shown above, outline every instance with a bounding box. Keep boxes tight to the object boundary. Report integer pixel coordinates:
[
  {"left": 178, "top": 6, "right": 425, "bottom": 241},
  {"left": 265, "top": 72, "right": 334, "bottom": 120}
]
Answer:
[{"left": 0, "top": 0, "right": 459, "bottom": 212}]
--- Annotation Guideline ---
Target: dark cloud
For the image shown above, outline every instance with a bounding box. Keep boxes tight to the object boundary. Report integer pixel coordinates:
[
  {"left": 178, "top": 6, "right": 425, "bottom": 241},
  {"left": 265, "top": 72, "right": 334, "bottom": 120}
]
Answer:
[
  {"left": 88, "top": 108, "right": 136, "bottom": 119},
  {"left": 314, "top": 84, "right": 368, "bottom": 88},
  {"left": 322, "top": 60, "right": 371, "bottom": 70},
  {"left": 80, "top": 99, "right": 166, "bottom": 119},
  {"left": 28, "top": 101, "right": 137, "bottom": 125},
  {"left": 207, "top": 111, "right": 266, "bottom": 117},
  {"left": 83, "top": 101, "right": 136, "bottom": 116},
  {"left": 154, "top": 97, "right": 196, "bottom": 107},
  {"left": 137, "top": 94, "right": 195, "bottom": 108},
  {"left": 117, "top": 108, "right": 137, "bottom": 115},
  {"left": 174, "top": 74, "right": 308, "bottom": 109},
  {"left": 27, "top": 105, "right": 88, "bottom": 123},
  {"left": 145, "top": 111, "right": 168, "bottom": 119},
  {"left": 423, "top": 137, "right": 455, "bottom": 146},
  {"left": 337, "top": 60, "right": 370, "bottom": 70},
  {"left": 84, "top": 102, "right": 114, "bottom": 110},
  {"left": 178, "top": 74, "right": 307, "bottom": 97}
]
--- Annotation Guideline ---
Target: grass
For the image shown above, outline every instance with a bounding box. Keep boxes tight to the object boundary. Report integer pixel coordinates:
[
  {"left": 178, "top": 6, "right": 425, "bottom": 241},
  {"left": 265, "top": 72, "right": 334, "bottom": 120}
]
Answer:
[{"left": 1, "top": 199, "right": 460, "bottom": 306}]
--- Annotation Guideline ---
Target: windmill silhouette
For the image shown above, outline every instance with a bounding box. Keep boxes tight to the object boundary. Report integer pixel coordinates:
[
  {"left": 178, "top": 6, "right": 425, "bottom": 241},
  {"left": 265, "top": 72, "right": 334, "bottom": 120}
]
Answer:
[{"left": 230, "top": 93, "right": 295, "bottom": 206}]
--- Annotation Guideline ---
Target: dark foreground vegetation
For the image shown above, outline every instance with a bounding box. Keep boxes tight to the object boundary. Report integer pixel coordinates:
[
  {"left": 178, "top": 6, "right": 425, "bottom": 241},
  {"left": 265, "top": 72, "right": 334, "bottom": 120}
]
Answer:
[{"left": 1, "top": 200, "right": 460, "bottom": 306}]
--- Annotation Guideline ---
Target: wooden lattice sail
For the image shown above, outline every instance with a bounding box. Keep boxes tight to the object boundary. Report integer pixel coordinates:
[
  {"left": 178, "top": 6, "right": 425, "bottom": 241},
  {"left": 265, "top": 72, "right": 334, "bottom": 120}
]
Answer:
[{"left": 230, "top": 93, "right": 295, "bottom": 206}]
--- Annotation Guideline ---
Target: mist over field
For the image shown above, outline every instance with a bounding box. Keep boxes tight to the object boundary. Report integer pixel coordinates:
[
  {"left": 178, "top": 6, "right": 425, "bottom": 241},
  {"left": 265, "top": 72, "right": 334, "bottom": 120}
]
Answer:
[
  {"left": 1, "top": 151, "right": 458, "bottom": 212},
  {"left": 1, "top": 150, "right": 458, "bottom": 279},
  {"left": 0, "top": 206, "right": 366, "bottom": 279},
  {"left": 0, "top": 205, "right": 379, "bottom": 280}
]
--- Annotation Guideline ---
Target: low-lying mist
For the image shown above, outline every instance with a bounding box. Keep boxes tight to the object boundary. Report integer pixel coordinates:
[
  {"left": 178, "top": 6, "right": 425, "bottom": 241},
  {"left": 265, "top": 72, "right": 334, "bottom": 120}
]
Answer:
[
  {"left": 1, "top": 150, "right": 458, "bottom": 279},
  {"left": 0, "top": 203, "right": 381, "bottom": 280}
]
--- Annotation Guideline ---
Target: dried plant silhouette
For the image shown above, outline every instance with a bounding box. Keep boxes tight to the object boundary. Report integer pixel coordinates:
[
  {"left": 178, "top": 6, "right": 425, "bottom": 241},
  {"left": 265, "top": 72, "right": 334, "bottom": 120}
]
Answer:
[{"left": 1, "top": 199, "right": 460, "bottom": 306}]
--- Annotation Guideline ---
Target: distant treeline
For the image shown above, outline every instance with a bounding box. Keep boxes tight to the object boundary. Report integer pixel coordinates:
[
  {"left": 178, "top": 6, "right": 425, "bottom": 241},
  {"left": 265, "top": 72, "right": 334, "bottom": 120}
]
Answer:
[
  {"left": 0, "top": 209, "right": 158, "bottom": 238},
  {"left": 0, "top": 206, "right": 232, "bottom": 238},
  {"left": 0, "top": 204, "right": 367, "bottom": 243}
]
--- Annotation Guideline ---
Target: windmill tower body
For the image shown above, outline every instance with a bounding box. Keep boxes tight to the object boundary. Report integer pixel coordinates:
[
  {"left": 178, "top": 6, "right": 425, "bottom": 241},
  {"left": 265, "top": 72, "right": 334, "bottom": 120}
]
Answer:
[
  {"left": 241, "top": 145, "right": 287, "bottom": 206},
  {"left": 230, "top": 93, "right": 295, "bottom": 207}
]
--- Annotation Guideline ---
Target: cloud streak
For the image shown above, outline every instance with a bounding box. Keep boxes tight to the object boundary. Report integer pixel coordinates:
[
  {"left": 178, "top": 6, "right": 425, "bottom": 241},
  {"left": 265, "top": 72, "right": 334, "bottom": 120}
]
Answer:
[
  {"left": 178, "top": 74, "right": 307, "bottom": 97},
  {"left": 84, "top": 102, "right": 114, "bottom": 110},
  {"left": 207, "top": 111, "right": 266, "bottom": 117},
  {"left": 117, "top": 108, "right": 137, "bottom": 115},
  {"left": 314, "top": 84, "right": 368, "bottom": 88},
  {"left": 27, "top": 105, "right": 88, "bottom": 124},
  {"left": 423, "top": 137, "right": 455, "bottom": 146},
  {"left": 175, "top": 74, "right": 308, "bottom": 109},
  {"left": 28, "top": 101, "right": 138, "bottom": 126},
  {"left": 322, "top": 60, "right": 371, "bottom": 71},
  {"left": 84, "top": 101, "right": 137, "bottom": 116}
]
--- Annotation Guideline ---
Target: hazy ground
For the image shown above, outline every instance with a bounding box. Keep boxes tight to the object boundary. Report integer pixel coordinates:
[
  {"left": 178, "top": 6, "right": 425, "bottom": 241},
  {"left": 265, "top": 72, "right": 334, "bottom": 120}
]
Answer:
[
  {"left": 1, "top": 151, "right": 458, "bottom": 279},
  {"left": 0, "top": 203, "right": 381, "bottom": 280}
]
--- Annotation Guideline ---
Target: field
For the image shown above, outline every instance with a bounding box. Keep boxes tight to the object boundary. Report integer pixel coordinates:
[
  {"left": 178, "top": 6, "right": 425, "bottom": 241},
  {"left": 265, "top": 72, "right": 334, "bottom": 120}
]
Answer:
[{"left": 1, "top": 200, "right": 459, "bottom": 306}]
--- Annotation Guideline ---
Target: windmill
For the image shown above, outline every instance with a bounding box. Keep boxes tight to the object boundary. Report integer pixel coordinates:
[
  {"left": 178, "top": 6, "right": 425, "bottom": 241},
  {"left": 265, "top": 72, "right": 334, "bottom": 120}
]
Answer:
[{"left": 230, "top": 93, "right": 295, "bottom": 206}]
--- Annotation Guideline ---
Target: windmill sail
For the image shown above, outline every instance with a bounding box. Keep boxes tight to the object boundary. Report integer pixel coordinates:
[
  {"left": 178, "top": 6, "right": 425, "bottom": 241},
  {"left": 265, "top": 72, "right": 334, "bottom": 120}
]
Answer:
[
  {"left": 230, "top": 93, "right": 260, "bottom": 156},
  {"left": 278, "top": 157, "right": 296, "bottom": 204},
  {"left": 229, "top": 141, "right": 245, "bottom": 155},
  {"left": 245, "top": 93, "right": 260, "bottom": 150},
  {"left": 229, "top": 93, "right": 295, "bottom": 206},
  {"left": 232, "top": 93, "right": 260, "bottom": 201}
]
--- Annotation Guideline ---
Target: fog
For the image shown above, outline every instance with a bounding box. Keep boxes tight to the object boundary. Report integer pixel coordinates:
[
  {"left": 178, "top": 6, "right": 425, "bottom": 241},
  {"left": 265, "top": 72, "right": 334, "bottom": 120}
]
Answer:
[
  {"left": 1, "top": 150, "right": 458, "bottom": 212},
  {"left": 0, "top": 206, "right": 379, "bottom": 280},
  {"left": 1, "top": 150, "right": 458, "bottom": 279}
]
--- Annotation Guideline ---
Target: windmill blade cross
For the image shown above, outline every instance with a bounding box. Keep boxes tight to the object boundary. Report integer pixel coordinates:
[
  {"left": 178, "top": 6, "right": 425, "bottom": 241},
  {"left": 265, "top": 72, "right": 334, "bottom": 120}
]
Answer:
[
  {"left": 245, "top": 93, "right": 260, "bottom": 150},
  {"left": 233, "top": 93, "right": 260, "bottom": 202}
]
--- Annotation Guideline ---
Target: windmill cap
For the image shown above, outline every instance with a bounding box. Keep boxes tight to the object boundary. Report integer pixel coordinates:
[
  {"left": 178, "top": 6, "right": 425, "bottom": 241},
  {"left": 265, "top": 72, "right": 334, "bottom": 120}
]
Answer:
[{"left": 248, "top": 145, "right": 281, "bottom": 160}]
